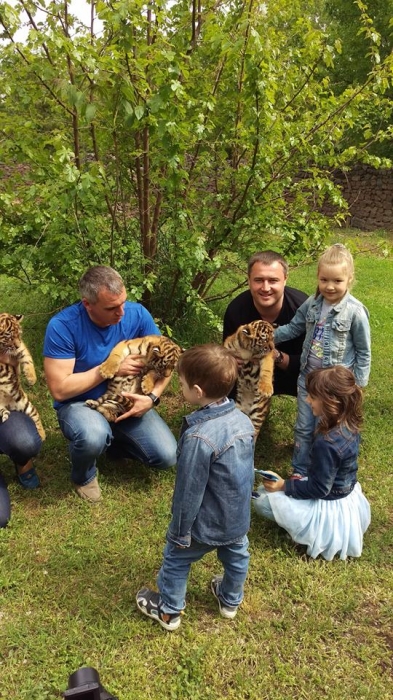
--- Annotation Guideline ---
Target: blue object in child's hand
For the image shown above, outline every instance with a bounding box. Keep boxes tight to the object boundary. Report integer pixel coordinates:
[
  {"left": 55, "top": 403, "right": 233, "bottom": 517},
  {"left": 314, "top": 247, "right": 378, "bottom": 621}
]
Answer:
[{"left": 254, "top": 469, "right": 280, "bottom": 482}]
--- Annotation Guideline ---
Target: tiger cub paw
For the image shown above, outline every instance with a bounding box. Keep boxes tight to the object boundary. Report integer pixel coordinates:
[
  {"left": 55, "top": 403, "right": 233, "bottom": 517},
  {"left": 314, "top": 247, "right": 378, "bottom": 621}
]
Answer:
[
  {"left": 24, "top": 368, "right": 37, "bottom": 386},
  {"left": 258, "top": 382, "right": 274, "bottom": 397},
  {"left": 140, "top": 375, "right": 156, "bottom": 394},
  {"left": 0, "top": 408, "right": 10, "bottom": 423},
  {"left": 98, "top": 361, "right": 117, "bottom": 380},
  {"left": 85, "top": 399, "right": 99, "bottom": 409}
]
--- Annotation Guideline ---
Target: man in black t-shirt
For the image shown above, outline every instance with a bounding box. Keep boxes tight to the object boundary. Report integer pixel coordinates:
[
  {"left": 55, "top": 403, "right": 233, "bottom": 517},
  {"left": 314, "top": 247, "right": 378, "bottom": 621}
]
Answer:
[{"left": 223, "top": 251, "right": 308, "bottom": 397}]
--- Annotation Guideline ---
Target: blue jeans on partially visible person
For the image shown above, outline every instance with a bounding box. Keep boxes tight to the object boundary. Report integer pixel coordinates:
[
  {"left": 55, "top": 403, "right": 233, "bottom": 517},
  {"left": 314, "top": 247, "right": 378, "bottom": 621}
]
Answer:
[
  {"left": 0, "top": 412, "right": 43, "bottom": 527},
  {"left": 56, "top": 402, "right": 177, "bottom": 485},
  {"left": 0, "top": 474, "right": 11, "bottom": 528},
  {"left": 292, "top": 373, "right": 317, "bottom": 476},
  {"left": 157, "top": 536, "right": 250, "bottom": 615}
]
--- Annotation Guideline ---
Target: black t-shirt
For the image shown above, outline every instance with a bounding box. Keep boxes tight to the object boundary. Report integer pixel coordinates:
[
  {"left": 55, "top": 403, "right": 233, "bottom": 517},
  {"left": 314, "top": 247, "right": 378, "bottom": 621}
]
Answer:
[{"left": 223, "top": 287, "right": 308, "bottom": 397}]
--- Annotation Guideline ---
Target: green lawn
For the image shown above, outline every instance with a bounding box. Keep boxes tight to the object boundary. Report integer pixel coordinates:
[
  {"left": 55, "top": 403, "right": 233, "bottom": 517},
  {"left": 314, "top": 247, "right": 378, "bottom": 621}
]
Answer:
[{"left": 0, "top": 231, "right": 392, "bottom": 699}]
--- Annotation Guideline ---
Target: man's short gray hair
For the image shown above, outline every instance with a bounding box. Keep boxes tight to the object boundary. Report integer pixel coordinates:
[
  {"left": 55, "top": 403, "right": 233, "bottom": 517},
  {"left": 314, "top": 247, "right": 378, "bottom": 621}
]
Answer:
[{"left": 79, "top": 266, "right": 125, "bottom": 303}]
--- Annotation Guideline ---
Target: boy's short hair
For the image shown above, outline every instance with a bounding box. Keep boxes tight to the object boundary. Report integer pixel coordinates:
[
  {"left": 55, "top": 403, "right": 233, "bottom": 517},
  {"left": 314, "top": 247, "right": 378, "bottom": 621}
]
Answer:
[{"left": 177, "top": 344, "right": 238, "bottom": 399}]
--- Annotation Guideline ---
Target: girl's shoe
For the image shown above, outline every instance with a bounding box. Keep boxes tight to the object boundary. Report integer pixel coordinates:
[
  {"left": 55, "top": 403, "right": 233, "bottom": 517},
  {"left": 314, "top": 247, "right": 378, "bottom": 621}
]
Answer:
[{"left": 16, "top": 466, "right": 40, "bottom": 489}]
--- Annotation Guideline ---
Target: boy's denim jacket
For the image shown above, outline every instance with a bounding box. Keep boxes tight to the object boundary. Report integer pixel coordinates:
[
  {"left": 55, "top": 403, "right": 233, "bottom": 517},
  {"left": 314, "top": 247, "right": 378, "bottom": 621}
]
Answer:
[
  {"left": 167, "top": 400, "right": 255, "bottom": 548},
  {"left": 285, "top": 426, "right": 360, "bottom": 500},
  {"left": 274, "top": 292, "right": 371, "bottom": 386}
]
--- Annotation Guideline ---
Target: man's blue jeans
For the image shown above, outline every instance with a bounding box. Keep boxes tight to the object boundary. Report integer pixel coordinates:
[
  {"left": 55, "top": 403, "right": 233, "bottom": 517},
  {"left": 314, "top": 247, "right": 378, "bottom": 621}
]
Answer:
[
  {"left": 157, "top": 536, "right": 250, "bottom": 614},
  {"left": 0, "top": 412, "right": 43, "bottom": 527},
  {"left": 292, "top": 373, "right": 317, "bottom": 476},
  {"left": 56, "top": 402, "right": 177, "bottom": 485}
]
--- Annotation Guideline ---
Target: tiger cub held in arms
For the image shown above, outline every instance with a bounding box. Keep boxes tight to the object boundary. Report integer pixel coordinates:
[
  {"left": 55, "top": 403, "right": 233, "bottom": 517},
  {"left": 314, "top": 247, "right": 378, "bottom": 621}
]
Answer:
[
  {"left": 85, "top": 335, "right": 182, "bottom": 422},
  {"left": 224, "top": 320, "right": 275, "bottom": 438},
  {"left": 0, "top": 313, "right": 46, "bottom": 440}
]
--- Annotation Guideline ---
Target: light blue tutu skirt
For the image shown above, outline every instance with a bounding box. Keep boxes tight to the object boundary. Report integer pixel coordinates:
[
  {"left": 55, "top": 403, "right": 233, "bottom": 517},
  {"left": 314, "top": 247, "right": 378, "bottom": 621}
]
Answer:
[{"left": 253, "top": 482, "right": 371, "bottom": 560}]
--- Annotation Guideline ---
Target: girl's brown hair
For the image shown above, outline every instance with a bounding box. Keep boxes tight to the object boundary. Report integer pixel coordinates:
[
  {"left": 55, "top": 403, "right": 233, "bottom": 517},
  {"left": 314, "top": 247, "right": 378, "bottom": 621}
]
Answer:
[
  {"left": 306, "top": 365, "right": 363, "bottom": 434},
  {"left": 177, "top": 344, "right": 238, "bottom": 399}
]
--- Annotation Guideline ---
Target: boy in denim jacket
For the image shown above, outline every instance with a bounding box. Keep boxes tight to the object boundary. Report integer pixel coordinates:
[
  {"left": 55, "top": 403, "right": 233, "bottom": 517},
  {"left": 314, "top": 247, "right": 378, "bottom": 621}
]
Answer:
[{"left": 136, "top": 344, "right": 255, "bottom": 631}]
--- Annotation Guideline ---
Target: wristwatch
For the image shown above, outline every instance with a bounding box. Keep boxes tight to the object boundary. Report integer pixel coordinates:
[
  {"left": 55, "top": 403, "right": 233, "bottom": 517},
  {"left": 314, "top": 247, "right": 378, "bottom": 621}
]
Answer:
[{"left": 147, "top": 392, "right": 161, "bottom": 406}]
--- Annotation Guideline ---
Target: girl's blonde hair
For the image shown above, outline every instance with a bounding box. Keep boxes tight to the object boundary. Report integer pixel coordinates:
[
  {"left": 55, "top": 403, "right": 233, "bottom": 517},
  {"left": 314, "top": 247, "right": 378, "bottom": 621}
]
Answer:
[
  {"left": 306, "top": 366, "right": 363, "bottom": 435},
  {"left": 317, "top": 243, "right": 355, "bottom": 286}
]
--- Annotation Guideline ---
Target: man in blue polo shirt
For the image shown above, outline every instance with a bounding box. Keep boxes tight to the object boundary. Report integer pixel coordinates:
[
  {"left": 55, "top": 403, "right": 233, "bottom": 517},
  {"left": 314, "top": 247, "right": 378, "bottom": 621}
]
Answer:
[{"left": 43, "top": 266, "right": 177, "bottom": 503}]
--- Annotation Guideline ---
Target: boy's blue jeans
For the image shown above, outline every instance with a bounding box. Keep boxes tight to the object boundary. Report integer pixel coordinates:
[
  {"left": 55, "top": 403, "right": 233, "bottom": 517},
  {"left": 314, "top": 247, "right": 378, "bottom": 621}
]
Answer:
[
  {"left": 56, "top": 402, "right": 177, "bottom": 485},
  {"left": 157, "top": 536, "right": 250, "bottom": 615},
  {"left": 292, "top": 373, "right": 317, "bottom": 476}
]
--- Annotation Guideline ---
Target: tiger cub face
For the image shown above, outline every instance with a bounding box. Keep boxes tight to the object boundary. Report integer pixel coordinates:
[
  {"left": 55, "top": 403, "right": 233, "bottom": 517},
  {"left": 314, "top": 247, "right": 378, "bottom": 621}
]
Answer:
[
  {"left": 0, "top": 313, "right": 23, "bottom": 355},
  {"left": 145, "top": 339, "right": 183, "bottom": 375},
  {"left": 225, "top": 320, "right": 274, "bottom": 358}
]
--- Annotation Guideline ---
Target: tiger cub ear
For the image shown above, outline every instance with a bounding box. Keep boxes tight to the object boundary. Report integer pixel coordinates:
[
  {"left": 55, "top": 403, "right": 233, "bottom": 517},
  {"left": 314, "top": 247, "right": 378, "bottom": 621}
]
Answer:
[{"left": 14, "top": 314, "right": 24, "bottom": 322}]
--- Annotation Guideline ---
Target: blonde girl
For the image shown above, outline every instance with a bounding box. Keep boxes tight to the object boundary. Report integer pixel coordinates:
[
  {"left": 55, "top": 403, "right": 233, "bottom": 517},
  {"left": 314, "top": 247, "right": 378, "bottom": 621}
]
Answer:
[{"left": 273, "top": 244, "right": 371, "bottom": 475}]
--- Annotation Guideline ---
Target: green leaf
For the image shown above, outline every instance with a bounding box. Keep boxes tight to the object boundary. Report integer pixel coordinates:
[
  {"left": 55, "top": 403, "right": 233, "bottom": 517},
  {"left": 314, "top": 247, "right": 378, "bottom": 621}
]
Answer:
[
  {"left": 85, "top": 103, "right": 97, "bottom": 122},
  {"left": 134, "top": 105, "right": 144, "bottom": 120}
]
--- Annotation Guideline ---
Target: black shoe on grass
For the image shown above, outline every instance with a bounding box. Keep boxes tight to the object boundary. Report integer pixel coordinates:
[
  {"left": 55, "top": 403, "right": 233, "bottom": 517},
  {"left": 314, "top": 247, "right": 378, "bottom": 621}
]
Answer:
[{"left": 136, "top": 587, "right": 182, "bottom": 631}]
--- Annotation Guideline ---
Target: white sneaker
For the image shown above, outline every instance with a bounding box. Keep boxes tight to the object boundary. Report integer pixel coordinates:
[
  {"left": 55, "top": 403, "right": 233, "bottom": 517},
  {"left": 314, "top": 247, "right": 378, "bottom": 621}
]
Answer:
[{"left": 211, "top": 575, "right": 238, "bottom": 619}]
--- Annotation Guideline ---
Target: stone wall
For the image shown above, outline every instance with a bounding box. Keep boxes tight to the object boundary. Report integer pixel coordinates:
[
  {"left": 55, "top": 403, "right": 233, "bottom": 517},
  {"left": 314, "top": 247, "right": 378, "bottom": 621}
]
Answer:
[{"left": 322, "top": 165, "right": 393, "bottom": 231}]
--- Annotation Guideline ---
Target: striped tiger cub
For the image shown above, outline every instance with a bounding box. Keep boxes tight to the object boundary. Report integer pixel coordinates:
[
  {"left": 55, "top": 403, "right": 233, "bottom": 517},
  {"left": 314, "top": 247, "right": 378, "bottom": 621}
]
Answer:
[
  {"left": 224, "top": 320, "right": 275, "bottom": 438},
  {"left": 85, "top": 335, "right": 182, "bottom": 422},
  {"left": 0, "top": 313, "right": 46, "bottom": 440}
]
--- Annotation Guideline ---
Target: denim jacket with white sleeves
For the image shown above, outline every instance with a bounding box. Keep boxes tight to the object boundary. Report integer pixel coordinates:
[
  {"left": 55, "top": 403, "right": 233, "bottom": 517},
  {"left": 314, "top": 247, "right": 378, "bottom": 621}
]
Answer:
[
  {"left": 274, "top": 292, "right": 371, "bottom": 387},
  {"left": 166, "top": 400, "right": 255, "bottom": 548}
]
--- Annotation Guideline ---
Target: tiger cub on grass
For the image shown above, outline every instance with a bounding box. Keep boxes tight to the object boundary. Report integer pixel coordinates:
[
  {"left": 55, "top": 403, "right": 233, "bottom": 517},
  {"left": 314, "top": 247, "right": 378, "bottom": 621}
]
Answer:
[
  {"left": 224, "top": 320, "right": 275, "bottom": 438},
  {"left": 85, "top": 335, "right": 182, "bottom": 422},
  {"left": 0, "top": 313, "right": 46, "bottom": 440}
]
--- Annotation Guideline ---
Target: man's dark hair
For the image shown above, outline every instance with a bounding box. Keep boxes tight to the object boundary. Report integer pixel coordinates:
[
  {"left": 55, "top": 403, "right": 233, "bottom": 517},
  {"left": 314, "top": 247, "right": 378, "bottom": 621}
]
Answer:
[
  {"left": 177, "top": 344, "right": 238, "bottom": 399},
  {"left": 247, "top": 250, "right": 289, "bottom": 277}
]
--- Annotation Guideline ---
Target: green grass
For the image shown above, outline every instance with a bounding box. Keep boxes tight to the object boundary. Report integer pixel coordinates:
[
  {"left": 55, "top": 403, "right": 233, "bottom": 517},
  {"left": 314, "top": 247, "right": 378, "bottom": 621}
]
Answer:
[{"left": 0, "top": 231, "right": 392, "bottom": 699}]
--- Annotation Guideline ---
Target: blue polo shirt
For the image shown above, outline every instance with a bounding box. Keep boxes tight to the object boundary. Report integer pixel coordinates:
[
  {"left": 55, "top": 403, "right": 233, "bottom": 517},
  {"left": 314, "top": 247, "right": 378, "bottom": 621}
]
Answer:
[{"left": 43, "top": 301, "right": 159, "bottom": 408}]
